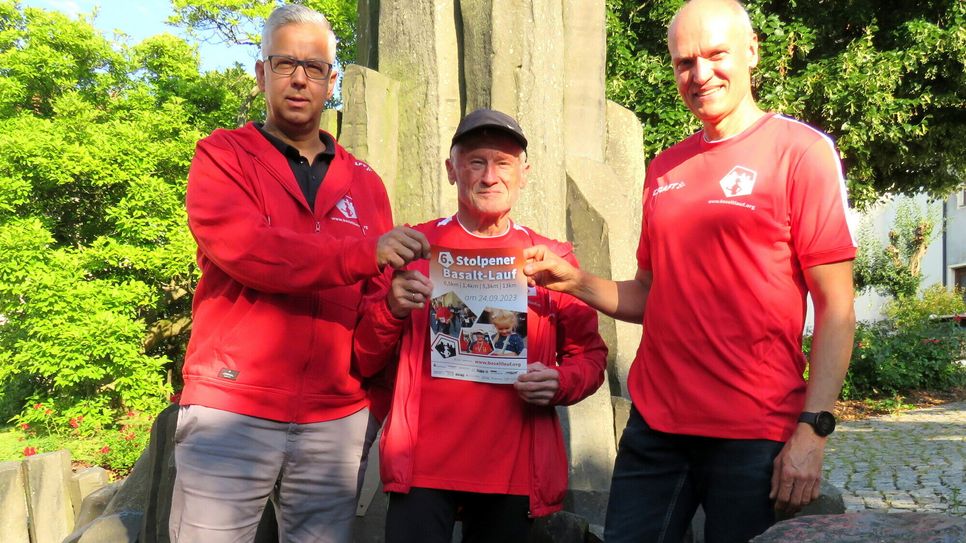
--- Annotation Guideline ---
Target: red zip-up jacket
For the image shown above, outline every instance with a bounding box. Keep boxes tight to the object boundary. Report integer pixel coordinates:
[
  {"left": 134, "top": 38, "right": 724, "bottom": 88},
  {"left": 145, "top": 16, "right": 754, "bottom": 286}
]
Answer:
[
  {"left": 354, "top": 219, "right": 608, "bottom": 516},
  {"left": 181, "top": 122, "right": 393, "bottom": 423}
]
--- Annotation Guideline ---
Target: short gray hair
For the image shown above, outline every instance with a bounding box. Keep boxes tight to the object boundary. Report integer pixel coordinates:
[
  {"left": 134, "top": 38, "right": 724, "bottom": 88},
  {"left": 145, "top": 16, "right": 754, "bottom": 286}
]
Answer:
[{"left": 261, "top": 4, "right": 338, "bottom": 62}]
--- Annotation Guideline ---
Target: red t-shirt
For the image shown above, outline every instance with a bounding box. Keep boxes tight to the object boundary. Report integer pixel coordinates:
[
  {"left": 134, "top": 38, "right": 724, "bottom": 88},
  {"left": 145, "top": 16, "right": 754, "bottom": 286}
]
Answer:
[
  {"left": 411, "top": 218, "right": 533, "bottom": 495},
  {"left": 633, "top": 113, "right": 856, "bottom": 441}
]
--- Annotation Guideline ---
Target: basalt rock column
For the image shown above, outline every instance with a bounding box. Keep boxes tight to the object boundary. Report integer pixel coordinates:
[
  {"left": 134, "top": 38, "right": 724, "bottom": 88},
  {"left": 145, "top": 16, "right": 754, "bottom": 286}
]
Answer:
[
  {"left": 459, "top": 0, "right": 567, "bottom": 239},
  {"left": 370, "top": 0, "right": 462, "bottom": 224}
]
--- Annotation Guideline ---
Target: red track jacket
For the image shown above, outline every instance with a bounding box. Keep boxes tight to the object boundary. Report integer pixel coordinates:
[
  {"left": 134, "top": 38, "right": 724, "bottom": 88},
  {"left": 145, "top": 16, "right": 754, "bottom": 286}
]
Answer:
[
  {"left": 181, "top": 122, "right": 393, "bottom": 423},
  {"left": 355, "top": 220, "right": 608, "bottom": 516}
]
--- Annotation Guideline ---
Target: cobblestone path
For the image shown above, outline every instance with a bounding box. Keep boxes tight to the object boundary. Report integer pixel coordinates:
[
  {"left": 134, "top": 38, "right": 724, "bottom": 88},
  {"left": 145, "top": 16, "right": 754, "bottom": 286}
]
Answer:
[{"left": 824, "top": 401, "right": 965, "bottom": 516}]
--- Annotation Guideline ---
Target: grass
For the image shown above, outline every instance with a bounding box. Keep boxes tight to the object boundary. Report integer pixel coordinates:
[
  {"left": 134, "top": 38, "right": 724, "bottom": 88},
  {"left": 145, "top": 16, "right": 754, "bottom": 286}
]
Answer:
[
  {"left": 0, "top": 425, "right": 112, "bottom": 474},
  {"left": 0, "top": 426, "right": 30, "bottom": 461}
]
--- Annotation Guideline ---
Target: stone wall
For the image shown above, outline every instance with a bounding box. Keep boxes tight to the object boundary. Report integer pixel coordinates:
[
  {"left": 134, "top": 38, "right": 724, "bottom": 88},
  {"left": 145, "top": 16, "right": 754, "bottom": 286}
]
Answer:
[{"left": 0, "top": 451, "right": 109, "bottom": 543}]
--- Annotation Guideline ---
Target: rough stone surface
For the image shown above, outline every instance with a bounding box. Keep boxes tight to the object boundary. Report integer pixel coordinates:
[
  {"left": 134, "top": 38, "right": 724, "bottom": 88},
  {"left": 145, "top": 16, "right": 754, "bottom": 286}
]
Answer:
[
  {"left": 751, "top": 511, "right": 966, "bottom": 542},
  {"left": 341, "top": 65, "right": 400, "bottom": 204},
  {"left": 566, "top": 157, "right": 643, "bottom": 397},
  {"left": 103, "top": 451, "right": 150, "bottom": 515},
  {"left": 529, "top": 510, "right": 589, "bottom": 543},
  {"left": 562, "top": 488, "right": 610, "bottom": 529},
  {"left": 70, "top": 466, "right": 110, "bottom": 520},
  {"left": 63, "top": 510, "right": 143, "bottom": 543},
  {"left": 460, "top": 0, "right": 567, "bottom": 239},
  {"left": 356, "top": 427, "right": 383, "bottom": 516},
  {"left": 612, "top": 396, "right": 632, "bottom": 446},
  {"left": 776, "top": 481, "right": 845, "bottom": 520},
  {"left": 138, "top": 400, "right": 181, "bottom": 543},
  {"left": 0, "top": 460, "right": 30, "bottom": 543},
  {"left": 354, "top": 490, "right": 388, "bottom": 543},
  {"left": 74, "top": 482, "right": 122, "bottom": 530},
  {"left": 377, "top": 0, "right": 461, "bottom": 224},
  {"left": 320, "top": 108, "right": 340, "bottom": 139},
  {"left": 562, "top": 0, "right": 606, "bottom": 162},
  {"left": 686, "top": 484, "right": 843, "bottom": 542},
  {"left": 565, "top": 174, "right": 619, "bottom": 396},
  {"left": 559, "top": 390, "right": 615, "bottom": 526},
  {"left": 356, "top": 0, "right": 380, "bottom": 69},
  {"left": 23, "top": 449, "right": 75, "bottom": 543},
  {"left": 601, "top": 101, "right": 647, "bottom": 395}
]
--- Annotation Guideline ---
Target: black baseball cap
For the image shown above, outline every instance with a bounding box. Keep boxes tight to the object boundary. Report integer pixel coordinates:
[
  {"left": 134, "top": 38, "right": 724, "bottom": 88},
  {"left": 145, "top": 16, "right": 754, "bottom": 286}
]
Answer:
[{"left": 451, "top": 108, "right": 528, "bottom": 151}]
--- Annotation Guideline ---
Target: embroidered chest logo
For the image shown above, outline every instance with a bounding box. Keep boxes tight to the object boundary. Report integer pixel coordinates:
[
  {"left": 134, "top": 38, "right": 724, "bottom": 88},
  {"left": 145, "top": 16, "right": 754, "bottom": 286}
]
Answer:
[
  {"left": 335, "top": 195, "right": 357, "bottom": 219},
  {"left": 719, "top": 166, "right": 757, "bottom": 197}
]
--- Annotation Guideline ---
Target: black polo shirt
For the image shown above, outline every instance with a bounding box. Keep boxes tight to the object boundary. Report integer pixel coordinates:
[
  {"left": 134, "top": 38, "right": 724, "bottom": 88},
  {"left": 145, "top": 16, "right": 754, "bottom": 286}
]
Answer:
[{"left": 256, "top": 124, "right": 336, "bottom": 212}]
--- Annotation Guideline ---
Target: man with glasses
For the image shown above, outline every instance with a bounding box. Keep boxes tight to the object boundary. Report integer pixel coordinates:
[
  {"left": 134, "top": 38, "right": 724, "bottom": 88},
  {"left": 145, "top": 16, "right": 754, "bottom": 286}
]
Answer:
[{"left": 171, "top": 5, "right": 428, "bottom": 542}]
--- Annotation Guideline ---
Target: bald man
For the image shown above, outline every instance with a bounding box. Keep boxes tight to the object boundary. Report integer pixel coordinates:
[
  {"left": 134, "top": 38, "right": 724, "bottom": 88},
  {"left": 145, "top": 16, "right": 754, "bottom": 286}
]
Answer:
[{"left": 523, "top": 1, "right": 856, "bottom": 541}]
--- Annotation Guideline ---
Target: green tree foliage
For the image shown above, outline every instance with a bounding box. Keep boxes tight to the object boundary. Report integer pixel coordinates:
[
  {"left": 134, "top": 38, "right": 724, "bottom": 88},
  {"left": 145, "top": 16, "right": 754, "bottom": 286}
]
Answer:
[
  {"left": 606, "top": 0, "right": 966, "bottom": 209},
  {"left": 168, "top": 0, "right": 356, "bottom": 116},
  {"left": 853, "top": 198, "right": 941, "bottom": 298},
  {"left": 0, "top": 2, "right": 252, "bottom": 427},
  {"left": 169, "top": 0, "right": 358, "bottom": 67}
]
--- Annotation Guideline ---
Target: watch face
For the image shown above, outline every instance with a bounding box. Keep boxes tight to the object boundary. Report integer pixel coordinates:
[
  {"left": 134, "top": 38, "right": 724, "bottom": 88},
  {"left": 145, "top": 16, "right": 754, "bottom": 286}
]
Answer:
[{"left": 816, "top": 411, "right": 836, "bottom": 436}]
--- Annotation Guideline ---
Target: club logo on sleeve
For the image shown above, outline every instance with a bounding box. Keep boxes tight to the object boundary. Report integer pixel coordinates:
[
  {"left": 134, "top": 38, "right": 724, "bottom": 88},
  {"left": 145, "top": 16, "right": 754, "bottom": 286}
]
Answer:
[
  {"left": 719, "top": 166, "right": 757, "bottom": 197},
  {"left": 335, "top": 195, "right": 357, "bottom": 219}
]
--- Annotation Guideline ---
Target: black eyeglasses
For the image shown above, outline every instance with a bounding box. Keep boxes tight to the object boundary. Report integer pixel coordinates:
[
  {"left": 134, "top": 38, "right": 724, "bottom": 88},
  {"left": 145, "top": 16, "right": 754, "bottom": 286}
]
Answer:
[{"left": 265, "top": 55, "right": 333, "bottom": 80}]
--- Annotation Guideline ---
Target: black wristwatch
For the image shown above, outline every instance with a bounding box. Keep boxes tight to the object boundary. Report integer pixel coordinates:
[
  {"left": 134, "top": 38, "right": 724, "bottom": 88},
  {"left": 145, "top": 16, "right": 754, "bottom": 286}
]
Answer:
[{"left": 798, "top": 411, "right": 836, "bottom": 437}]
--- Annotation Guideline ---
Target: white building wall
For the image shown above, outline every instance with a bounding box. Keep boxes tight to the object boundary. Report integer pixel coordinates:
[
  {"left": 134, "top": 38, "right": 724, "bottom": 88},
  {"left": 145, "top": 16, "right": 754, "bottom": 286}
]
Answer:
[
  {"left": 945, "top": 190, "right": 966, "bottom": 287},
  {"left": 853, "top": 194, "right": 944, "bottom": 322},
  {"left": 805, "top": 193, "right": 945, "bottom": 331}
]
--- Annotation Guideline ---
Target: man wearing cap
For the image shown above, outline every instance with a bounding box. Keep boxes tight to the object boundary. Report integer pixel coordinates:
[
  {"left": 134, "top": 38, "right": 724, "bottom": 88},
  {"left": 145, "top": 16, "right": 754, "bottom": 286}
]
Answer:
[
  {"left": 523, "top": 0, "right": 856, "bottom": 541},
  {"left": 354, "top": 108, "right": 608, "bottom": 542}
]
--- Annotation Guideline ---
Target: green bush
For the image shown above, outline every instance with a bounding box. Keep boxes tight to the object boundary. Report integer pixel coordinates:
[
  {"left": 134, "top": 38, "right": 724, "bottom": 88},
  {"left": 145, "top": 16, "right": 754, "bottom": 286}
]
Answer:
[
  {"left": 11, "top": 407, "right": 154, "bottom": 476},
  {"left": 885, "top": 284, "right": 966, "bottom": 329},
  {"left": 842, "top": 286, "right": 966, "bottom": 398},
  {"left": 91, "top": 411, "right": 154, "bottom": 476}
]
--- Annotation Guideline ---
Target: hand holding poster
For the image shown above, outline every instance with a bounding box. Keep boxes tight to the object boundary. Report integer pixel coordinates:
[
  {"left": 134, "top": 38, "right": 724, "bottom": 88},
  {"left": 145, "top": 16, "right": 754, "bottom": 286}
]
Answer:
[{"left": 429, "top": 245, "right": 528, "bottom": 384}]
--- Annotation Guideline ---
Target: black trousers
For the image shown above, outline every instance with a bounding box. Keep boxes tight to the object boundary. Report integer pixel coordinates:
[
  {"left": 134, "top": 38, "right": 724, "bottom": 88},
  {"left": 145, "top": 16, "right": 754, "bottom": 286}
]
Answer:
[{"left": 386, "top": 487, "right": 531, "bottom": 543}]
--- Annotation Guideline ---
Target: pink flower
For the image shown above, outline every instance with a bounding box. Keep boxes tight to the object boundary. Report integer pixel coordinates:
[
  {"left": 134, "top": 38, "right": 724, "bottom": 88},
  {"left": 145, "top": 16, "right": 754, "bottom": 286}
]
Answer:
[
  {"left": 69, "top": 418, "right": 79, "bottom": 428},
  {"left": 99, "top": 446, "right": 110, "bottom": 454},
  {"left": 124, "top": 433, "right": 136, "bottom": 441},
  {"left": 23, "top": 447, "right": 37, "bottom": 457},
  {"left": 20, "top": 423, "right": 29, "bottom": 430},
  {"left": 44, "top": 409, "right": 52, "bottom": 415},
  {"left": 856, "top": 341, "right": 866, "bottom": 349},
  {"left": 33, "top": 403, "right": 42, "bottom": 410}
]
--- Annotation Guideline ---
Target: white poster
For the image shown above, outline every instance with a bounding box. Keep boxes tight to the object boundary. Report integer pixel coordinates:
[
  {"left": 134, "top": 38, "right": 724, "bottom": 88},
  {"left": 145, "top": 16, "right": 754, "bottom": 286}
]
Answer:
[{"left": 428, "top": 245, "right": 529, "bottom": 384}]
